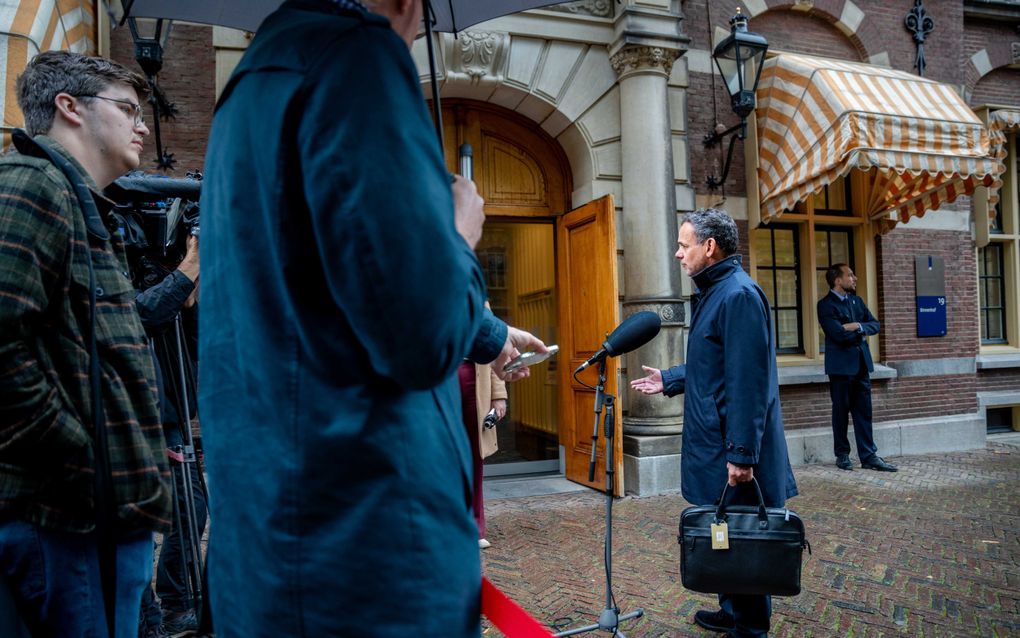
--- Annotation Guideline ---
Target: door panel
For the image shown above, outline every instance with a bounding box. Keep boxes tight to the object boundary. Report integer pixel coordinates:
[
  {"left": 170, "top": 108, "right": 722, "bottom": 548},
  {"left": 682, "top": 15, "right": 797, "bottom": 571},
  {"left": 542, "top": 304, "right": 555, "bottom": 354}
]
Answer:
[{"left": 556, "top": 195, "right": 621, "bottom": 494}]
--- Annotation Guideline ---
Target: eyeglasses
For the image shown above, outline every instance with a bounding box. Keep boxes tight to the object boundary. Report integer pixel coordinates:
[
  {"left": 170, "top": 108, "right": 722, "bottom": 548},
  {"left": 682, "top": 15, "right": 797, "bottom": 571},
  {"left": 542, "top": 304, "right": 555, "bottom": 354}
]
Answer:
[{"left": 79, "top": 95, "right": 145, "bottom": 126}]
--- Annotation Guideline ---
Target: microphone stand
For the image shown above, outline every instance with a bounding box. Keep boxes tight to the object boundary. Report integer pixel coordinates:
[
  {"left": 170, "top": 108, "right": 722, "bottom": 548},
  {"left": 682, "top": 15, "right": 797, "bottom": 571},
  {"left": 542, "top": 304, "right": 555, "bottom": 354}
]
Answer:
[{"left": 555, "top": 358, "right": 643, "bottom": 637}]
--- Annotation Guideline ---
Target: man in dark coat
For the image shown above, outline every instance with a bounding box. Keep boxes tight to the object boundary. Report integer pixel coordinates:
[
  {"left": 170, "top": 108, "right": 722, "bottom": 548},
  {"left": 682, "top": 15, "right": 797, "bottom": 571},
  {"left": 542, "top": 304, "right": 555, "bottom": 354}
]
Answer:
[
  {"left": 632, "top": 208, "right": 797, "bottom": 638},
  {"left": 198, "top": 1, "right": 543, "bottom": 636},
  {"left": 817, "top": 263, "right": 897, "bottom": 472}
]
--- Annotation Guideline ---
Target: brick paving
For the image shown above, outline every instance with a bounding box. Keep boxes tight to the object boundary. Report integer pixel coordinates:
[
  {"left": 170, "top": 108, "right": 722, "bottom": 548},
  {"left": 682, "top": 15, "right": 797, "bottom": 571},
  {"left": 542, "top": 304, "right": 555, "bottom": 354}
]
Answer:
[{"left": 481, "top": 444, "right": 1020, "bottom": 637}]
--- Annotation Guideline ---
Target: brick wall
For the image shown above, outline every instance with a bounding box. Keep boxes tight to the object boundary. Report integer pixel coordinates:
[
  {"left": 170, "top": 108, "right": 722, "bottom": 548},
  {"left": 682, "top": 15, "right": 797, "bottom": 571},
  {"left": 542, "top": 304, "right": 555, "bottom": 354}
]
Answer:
[
  {"left": 875, "top": 229, "right": 979, "bottom": 363},
  {"left": 972, "top": 67, "right": 1020, "bottom": 108},
  {"left": 977, "top": 369, "right": 1020, "bottom": 394},
  {"left": 964, "top": 18, "right": 1020, "bottom": 98},
  {"left": 779, "top": 384, "right": 832, "bottom": 431},
  {"left": 687, "top": 70, "right": 749, "bottom": 196},
  {"left": 874, "top": 374, "right": 977, "bottom": 422},
  {"left": 109, "top": 24, "right": 215, "bottom": 176},
  {"left": 744, "top": 10, "right": 862, "bottom": 61},
  {"left": 780, "top": 373, "right": 978, "bottom": 433},
  {"left": 857, "top": 1, "right": 964, "bottom": 87}
]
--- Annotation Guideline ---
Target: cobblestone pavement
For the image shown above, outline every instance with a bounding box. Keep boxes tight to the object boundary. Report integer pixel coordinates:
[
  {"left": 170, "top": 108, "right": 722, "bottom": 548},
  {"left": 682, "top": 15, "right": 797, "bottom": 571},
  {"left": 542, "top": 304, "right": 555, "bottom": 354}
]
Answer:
[{"left": 481, "top": 444, "right": 1020, "bottom": 638}]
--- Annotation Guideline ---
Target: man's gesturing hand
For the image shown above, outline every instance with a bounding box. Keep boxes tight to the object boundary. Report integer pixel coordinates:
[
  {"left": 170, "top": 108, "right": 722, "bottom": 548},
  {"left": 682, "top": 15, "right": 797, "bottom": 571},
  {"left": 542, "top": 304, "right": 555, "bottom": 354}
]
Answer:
[{"left": 629, "top": 365, "right": 664, "bottom": 395}]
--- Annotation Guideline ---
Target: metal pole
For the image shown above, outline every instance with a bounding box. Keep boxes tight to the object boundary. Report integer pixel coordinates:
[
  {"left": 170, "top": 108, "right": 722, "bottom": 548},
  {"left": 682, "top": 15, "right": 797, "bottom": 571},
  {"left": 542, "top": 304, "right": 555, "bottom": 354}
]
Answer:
[{"left": 423, "top": 0, "right": 444, "bottom": 148}]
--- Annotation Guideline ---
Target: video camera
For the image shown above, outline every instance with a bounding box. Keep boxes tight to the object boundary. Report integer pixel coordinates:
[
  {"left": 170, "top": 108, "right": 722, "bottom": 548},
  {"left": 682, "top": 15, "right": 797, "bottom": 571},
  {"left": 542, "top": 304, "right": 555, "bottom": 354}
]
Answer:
[{"left": 106, "top": 172, "right": 202, "bottom": 289}]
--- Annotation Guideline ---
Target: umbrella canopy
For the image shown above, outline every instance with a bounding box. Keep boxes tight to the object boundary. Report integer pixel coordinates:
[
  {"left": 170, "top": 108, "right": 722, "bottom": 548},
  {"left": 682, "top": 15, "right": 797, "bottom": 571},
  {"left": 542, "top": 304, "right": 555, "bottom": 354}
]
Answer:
[{"left": 120, "top": 0, "right": 571, "bottom": 33}]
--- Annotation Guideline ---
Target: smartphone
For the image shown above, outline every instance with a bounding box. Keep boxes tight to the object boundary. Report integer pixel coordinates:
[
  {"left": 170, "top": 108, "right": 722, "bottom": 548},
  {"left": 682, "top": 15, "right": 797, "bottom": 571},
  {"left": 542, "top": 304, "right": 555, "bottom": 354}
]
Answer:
[{"left": 503, "top": 344, "right": 559, "bottom": 373}]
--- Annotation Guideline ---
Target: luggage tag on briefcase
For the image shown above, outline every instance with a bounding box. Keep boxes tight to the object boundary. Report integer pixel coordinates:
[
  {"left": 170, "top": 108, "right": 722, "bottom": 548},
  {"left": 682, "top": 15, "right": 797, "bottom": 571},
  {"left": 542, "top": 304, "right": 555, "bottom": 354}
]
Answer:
[{"left": 710, "top": 521, "right": 729, "bottom": 550}]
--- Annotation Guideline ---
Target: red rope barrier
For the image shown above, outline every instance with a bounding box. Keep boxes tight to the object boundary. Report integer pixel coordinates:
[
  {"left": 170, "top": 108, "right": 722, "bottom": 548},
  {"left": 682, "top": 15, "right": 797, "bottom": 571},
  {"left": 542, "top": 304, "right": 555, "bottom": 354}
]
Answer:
[{"left": 481, "top": 577, "right": 556, "bottom": 638}]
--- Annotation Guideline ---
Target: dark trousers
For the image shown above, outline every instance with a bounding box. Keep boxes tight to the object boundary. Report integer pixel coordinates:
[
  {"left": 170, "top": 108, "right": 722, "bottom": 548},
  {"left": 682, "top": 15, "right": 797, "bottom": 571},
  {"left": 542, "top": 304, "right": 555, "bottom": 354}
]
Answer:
[
  {"left": 828, "top": 368, "right": 878, "bottom": 462},
  {"left": 719, "top": 593, "right": 771, "bottom": 638}
]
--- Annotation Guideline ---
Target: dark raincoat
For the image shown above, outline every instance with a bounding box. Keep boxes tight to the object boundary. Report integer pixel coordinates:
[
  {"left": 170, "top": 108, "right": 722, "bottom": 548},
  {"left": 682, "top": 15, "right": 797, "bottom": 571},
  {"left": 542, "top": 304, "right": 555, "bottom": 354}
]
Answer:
[
  {"left": 661, "top": 256, "right": 797, "bottom": 508},
  {"left": 197, "top": 2, "right": 504, "bottom": 636}
]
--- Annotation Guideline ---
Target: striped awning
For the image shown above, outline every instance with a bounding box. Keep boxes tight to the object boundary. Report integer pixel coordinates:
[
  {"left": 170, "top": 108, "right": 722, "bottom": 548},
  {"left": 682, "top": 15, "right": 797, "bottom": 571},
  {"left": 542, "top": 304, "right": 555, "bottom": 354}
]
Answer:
[
  {"left": 1, "top": 1, "right": 97, "bottom": 151},
  {"left": 986, "top": 108, "right": 1020, "bottom": 214},
  {"left": 755, "top": 53, "right": 1003, "bottom": 232}
]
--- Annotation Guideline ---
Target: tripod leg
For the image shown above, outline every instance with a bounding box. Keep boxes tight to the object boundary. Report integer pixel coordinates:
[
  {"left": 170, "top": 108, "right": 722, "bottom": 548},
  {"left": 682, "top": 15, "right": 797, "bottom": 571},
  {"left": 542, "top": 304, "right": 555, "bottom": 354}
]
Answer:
[{"left": 171, "top": 317, "right": 205, "bottom": 607}]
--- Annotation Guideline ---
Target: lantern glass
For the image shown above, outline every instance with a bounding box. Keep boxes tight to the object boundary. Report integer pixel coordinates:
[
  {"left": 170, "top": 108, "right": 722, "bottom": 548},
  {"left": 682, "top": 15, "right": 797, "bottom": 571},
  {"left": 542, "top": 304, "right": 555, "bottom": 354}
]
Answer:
[{"left": 712, "top": 12, "right": 768, "bottom": 118}]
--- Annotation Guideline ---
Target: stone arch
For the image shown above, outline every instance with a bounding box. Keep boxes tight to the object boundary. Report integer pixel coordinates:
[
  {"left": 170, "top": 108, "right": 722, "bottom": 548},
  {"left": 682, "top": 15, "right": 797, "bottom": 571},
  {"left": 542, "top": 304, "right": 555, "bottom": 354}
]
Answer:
[
  {"left": 731, "top": 1, "right": 884, "bottom": 65},
  {"left": 412, "top": 30, "right": 622, "bottom": 207},
  {"left": 965, "top": 44, "right": 1020, "bottom": 105}
]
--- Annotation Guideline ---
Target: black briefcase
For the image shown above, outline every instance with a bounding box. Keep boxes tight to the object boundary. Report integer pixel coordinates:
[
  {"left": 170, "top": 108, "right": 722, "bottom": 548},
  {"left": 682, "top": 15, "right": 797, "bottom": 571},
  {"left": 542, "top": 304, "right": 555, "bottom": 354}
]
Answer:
[{"left": 678, "top": 478, "right": 809, "bottom": 596}]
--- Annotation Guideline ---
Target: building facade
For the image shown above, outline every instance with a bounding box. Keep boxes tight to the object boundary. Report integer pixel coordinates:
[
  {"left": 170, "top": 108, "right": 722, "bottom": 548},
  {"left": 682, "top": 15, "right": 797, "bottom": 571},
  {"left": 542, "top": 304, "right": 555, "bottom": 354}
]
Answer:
[{"left": 5, "top": 0, "right": 1015, "bottom": 496}]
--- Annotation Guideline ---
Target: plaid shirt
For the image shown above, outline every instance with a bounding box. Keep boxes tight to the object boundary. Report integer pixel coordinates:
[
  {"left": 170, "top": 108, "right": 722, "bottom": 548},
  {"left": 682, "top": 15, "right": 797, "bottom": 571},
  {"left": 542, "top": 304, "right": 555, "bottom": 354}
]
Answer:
[{"left": 0, "top": 136, "right": 170, "bottom": 534}]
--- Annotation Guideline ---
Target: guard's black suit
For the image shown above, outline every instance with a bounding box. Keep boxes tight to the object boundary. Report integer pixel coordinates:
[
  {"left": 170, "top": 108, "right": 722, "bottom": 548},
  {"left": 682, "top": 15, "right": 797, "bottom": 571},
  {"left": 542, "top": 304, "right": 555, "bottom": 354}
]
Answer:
[{"left": 817, "top": 291, "right": 880, "bottom": 462}]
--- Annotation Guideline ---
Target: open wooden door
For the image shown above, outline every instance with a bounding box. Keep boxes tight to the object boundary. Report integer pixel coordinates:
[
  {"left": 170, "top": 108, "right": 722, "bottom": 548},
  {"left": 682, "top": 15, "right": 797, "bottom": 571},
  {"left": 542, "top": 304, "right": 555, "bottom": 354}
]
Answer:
[{"left": 556, "top": 195, "right": 621, "bottom": 494}]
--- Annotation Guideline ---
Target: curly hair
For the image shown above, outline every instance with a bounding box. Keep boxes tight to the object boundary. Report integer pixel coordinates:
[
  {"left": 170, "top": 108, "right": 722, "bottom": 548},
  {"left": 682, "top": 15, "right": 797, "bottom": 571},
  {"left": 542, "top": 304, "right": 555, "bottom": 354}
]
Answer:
[{"left": 680, "top": 208, "right": 739, "bottom": 257}]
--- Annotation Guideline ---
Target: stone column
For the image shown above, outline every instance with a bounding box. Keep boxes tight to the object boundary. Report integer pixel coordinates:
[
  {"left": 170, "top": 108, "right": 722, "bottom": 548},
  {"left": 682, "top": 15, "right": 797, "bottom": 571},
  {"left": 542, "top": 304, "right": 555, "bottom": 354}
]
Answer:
[
  {"left": 611, "top": 2, "right": 690, "bottom": 494},
  {"left": 611, "top": 45, "right": 685, "bottom": 437}
]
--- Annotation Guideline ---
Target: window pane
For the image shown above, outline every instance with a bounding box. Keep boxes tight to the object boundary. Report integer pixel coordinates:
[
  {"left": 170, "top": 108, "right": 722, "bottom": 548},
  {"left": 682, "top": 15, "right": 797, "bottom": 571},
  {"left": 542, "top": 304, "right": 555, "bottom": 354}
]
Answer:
[
  {"left": 826, "top": 177, "right": 847, "bottom": 211},
  {"left": 811, "top": 187, "right": 826, "bottom": 211},
  {"left": 776, "top": 270, "right": 797, "bottom": 307},
  {"left": 756, "top": 225, "right": 803, "bottom": 354},
  {"left": 830, "top": 233, "right": 850, "bottom": 264},
  {"left": 814, "top": 233, "right": 829, "bottom": 268},
  {"left": 986, "top": 310, "right": 1004, "bottom": 340},
  {"left": 777, "top": 310, "right": 799, "bottom": 349},
  {"left": 980, "top": 279, "right": 987, "bottom": 307},
  {"left": 757, "top": 270, "right": 775, "bottom": 306},
  {"left": 983, "top": 246, "right": 1001, "bottom": 276},
  {"left": 774, "top": 229, "right": 795, "bottom": 266},
  {"left": 816, "top": 272, "right": 829, "bottom": 299},
  {"left": 755, "top": 231, "right": 773, "bottom": 266},
  {"left": 987, "top": 280, "right": 1002, "bottom": 308}
]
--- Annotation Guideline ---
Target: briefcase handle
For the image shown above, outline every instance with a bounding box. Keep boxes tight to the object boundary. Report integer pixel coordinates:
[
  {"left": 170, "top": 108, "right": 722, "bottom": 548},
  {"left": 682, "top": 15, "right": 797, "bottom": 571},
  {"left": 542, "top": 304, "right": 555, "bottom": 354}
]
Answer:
[{"left": 714, "top": 477, "right": 769, "bottom": 529}]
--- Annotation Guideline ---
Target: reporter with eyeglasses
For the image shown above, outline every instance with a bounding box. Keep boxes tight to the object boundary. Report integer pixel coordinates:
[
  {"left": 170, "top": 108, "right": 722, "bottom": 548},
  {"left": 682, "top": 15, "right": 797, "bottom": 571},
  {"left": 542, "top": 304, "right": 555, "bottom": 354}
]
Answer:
[{"left": 0, "top": 51, "right": 170, "bottom": 638}]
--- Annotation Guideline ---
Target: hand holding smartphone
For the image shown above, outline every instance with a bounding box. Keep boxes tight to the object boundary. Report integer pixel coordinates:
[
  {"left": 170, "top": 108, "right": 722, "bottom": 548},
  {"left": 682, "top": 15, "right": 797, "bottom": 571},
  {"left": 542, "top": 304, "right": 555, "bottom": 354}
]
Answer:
[{"left": 502, "top": 344, "right": 559, "bottom": 373}]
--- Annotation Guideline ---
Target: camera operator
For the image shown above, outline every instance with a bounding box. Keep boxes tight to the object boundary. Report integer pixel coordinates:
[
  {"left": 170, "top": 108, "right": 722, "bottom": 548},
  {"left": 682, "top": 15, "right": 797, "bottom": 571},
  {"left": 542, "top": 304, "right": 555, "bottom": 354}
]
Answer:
[{"left": 125, "top": 232, "right": 206, "bottom": 638}]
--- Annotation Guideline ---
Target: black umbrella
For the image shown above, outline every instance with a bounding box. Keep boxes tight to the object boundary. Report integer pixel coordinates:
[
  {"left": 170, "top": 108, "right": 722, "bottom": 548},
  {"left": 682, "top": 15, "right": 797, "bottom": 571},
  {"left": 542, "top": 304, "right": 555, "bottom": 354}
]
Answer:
[
  {"left": 117, "top": 0, "right": 574, "bottom": 142},
  {"left": 120, "top": 0, "right": 570, "bottom": 34}
]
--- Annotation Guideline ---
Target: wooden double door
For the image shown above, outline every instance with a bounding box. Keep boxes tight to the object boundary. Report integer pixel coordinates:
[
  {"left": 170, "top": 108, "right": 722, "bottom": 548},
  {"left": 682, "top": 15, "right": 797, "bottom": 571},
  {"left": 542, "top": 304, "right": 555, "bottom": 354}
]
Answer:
[{"left": 441, "top": 101, "right": 623, "bottom": 494}]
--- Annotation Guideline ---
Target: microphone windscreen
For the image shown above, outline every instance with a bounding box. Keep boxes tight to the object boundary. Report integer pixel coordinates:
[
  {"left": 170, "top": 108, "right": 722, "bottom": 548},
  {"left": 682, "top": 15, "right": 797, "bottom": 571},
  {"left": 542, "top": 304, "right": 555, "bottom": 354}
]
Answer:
[{"left": 604, "top": 311, "right": 661, "bottom": 356}]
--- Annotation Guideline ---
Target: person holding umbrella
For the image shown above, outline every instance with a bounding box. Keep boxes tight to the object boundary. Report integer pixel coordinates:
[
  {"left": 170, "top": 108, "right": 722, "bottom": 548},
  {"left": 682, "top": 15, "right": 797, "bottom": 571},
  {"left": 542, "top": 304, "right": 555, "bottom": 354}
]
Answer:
[{"left": 198, "top": 1, "right": 545, "bottom": 637}]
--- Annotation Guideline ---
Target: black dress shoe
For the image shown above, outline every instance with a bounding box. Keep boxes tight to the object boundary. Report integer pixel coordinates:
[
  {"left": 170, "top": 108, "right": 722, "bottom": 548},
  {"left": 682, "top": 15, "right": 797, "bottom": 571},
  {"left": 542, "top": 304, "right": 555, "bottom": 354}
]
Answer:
[
  {"left": 694, "top": 609, "right": 734, "bottom": 633},
  {"left": 836, "top": 454, "right": 853, "bottom": 471},
  {"left": 862, "top": 456, "right": 898, "bottom": 472}
]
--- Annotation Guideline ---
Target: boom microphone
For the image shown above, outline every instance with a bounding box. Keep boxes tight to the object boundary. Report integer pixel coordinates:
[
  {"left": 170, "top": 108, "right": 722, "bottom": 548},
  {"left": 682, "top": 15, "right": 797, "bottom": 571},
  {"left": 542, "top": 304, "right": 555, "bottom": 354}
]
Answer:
[{"left": 575, "top": 311, "right": 661, "bottom": 373}]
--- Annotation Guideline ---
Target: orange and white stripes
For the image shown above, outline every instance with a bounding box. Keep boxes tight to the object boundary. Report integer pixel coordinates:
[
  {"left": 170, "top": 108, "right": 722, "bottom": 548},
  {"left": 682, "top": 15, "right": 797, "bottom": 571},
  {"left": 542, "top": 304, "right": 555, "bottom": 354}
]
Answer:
[
  {"left": 985, "top": 108, "right": 1020, "bottom": 218},
  {"left": 1, "top": 0, "right": 96, "bottom": 150},
  {"left": 755, "top": 53, "right": 1004, "bottom": 232}
]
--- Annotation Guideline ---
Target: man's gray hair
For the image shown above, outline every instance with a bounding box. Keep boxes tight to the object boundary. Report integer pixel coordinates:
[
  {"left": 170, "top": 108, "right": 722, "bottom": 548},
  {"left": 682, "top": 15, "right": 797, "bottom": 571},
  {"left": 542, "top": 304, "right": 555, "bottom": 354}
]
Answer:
[
  {"left": 681, "top": 208, "right": 739, "bottom": 257},
  {"left": 16, "top": 50, "right": 148, "bottom": 136}
]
